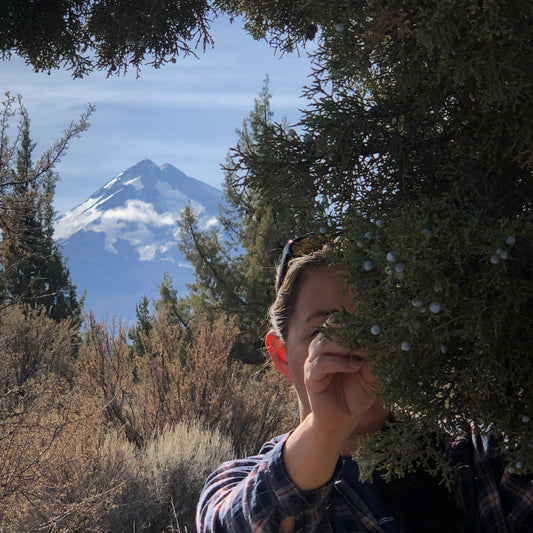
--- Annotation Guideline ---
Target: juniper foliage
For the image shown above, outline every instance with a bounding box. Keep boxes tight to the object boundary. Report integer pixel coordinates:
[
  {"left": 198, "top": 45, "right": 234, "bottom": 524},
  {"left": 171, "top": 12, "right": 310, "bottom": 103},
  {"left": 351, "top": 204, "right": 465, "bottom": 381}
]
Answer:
[
  {"left": 227, "top": 0, "right": 533, "bottom": 479},
  {"left": 5, "top": 0, "right": 531, "bottom": 483},
  {"left": 0, "top": 0, "right": 319, "bottom": 77}
]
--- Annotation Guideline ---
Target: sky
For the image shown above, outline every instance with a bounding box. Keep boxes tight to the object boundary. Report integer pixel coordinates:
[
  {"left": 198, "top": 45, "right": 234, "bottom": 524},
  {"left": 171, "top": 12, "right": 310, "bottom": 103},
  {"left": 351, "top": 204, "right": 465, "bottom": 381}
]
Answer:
[{"left": 1, "top": 16, "right": 317, "bottom": 215}]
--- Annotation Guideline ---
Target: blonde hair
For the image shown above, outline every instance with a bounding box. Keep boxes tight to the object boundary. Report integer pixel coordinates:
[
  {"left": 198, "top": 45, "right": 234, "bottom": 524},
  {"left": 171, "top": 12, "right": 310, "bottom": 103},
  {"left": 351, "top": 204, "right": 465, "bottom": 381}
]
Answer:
[{"left": 268, "top": 250, "right": 329, "bottom": 342}]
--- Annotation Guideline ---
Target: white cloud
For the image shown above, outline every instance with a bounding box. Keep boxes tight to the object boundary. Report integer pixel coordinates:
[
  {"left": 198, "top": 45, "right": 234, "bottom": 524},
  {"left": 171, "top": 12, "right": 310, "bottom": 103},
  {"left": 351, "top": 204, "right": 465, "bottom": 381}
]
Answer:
[
  {"left": 100, "top": 200, "right": 178, "bottom": 227},
  {"left": 137, "top": 243, "right": 159, "bottom": 261},
  {"left": 137, "top": 241, "right": 177, "bottom": 262},
  {"left": 199, "top": 215, "right": 219, "bottom": 230},
  {"left": 121, "top": 225, "right": 154, "bottom": 246}
]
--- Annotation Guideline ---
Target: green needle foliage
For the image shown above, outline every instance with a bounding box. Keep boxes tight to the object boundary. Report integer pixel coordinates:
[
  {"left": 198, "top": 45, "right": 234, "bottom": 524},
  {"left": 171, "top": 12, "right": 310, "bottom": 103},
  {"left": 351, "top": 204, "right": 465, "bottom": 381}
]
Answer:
[
  {"left": 1, "top": 0, "right": 215, "bottom": 77},
  {"left": 227, "top": 1, "right": 533, "bottom": 479},
  {"left": 0, "top": 0, "right": 321, "bottom": 77},
  {"left": 0, "top": 94, "right": 92, "bottom": 326}
]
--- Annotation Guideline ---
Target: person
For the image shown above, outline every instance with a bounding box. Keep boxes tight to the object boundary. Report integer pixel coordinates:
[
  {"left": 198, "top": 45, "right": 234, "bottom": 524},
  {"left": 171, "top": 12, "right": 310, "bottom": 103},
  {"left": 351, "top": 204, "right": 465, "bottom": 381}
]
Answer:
[{"left": 196, "top": 235, "right": 533, "bottom": 533}]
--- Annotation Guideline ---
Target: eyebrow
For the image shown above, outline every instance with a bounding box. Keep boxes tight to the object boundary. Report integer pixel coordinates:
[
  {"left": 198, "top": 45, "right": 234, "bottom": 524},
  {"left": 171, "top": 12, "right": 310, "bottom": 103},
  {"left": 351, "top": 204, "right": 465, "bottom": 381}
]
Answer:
[{"left": 304, "top": 309, "right": 340, "bottom": 325}]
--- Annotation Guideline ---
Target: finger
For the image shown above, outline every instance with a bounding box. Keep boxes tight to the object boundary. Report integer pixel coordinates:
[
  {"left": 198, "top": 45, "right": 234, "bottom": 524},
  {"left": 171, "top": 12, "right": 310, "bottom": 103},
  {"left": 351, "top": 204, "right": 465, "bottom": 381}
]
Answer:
[
  {"left": 310, "top": 322, "right": 369, "bottom": 356},
  {"left": 309, "top": 335, "right": 367, "bottom": 363},
  {"left": 309, "top": 334, "right": 346, "bottom": 358},
  {"left": 306, "top": 353, "right": 363, "bottom": 376}
]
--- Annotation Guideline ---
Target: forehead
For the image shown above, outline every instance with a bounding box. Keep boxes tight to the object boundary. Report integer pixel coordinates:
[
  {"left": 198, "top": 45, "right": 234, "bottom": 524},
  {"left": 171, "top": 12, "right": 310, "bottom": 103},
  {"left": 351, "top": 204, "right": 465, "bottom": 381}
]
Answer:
[{"left": 292, "top": 266, "right": 352, "bottom": 322}]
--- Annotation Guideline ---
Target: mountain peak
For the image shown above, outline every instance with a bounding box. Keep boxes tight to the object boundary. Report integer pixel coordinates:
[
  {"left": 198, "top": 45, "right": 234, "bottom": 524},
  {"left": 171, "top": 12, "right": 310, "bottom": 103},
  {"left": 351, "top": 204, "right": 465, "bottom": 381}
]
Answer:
[
  {"left": 54, "top": 160, "right": 224, "bottom": 321},
  {"left": 127, "top": 158, "right": 157, "bottom": 169},
  {"left": 54, "top": 159, "right": 221, "bottom": 243},
  {"left": 120, "top": 159, "right": 162, "bottom": 178}
]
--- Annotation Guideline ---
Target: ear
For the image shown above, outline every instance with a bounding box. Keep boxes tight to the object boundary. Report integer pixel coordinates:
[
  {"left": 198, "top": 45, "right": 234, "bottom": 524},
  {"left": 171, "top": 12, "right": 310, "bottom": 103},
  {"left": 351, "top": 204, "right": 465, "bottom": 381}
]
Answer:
[{"left": 265, "top": 331, "right": 291, "bottom": 379}]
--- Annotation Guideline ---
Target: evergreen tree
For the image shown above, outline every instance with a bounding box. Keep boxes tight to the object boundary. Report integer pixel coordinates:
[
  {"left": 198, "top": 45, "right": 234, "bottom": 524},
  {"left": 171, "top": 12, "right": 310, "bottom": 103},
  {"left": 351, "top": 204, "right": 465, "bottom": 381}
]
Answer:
[
  {"left": 9, "top": 0, "right": 530, "bottom": 480},
  {"left": 0, "top": 94, "right": 92, "bottom": 326},
  {"left": 176, "top": 78, "right": 323, "bottom": 363},
  {"left": 227, "top": 1, "right": 533, "bottom": 478},
  {"left": 152, "top": 271, "right": 194, "bottom": 329},
  {"left": 0, "top": 1, "right": 318, "bottom": 77},
  {"left": 128, "top": 295, "right": 152, "bottom": 356},
  {"left": 178, "top": 204, "right": 243, "bottom": 319}
]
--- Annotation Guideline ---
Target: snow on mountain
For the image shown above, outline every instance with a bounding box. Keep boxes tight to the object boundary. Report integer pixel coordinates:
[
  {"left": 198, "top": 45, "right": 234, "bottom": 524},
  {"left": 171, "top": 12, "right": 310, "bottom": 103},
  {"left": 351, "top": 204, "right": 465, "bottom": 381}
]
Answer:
[{"left": 55, "top": 160, "right": 223, "bottom": 322}]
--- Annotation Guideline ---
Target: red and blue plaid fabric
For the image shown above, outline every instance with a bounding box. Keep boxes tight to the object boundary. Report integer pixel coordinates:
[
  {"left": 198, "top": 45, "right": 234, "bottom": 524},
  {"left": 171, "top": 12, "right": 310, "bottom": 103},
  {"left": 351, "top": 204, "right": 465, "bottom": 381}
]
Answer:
[
  {"left": 197, "top": 431, "right": 533, "bottom": 532},
  {"left": 449, "top": 428, "right": 533, "bottom": 533}
]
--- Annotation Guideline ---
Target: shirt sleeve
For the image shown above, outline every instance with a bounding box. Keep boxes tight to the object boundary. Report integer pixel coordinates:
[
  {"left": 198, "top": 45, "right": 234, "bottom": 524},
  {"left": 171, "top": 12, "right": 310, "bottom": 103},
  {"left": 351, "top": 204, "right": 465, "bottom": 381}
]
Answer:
[{"left": 196, "top": 433, "right": 341, "bottom": 533}]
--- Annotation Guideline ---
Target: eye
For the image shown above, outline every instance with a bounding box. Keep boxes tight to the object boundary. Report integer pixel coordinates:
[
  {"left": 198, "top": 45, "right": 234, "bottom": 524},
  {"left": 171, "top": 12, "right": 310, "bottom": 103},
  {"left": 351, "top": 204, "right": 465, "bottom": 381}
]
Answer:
[
  {"left": 308, "top": 326, "right": 321, "bottom": 339},
  {"left": 310, "top": 329, "right": 320, "bottom": 338}
]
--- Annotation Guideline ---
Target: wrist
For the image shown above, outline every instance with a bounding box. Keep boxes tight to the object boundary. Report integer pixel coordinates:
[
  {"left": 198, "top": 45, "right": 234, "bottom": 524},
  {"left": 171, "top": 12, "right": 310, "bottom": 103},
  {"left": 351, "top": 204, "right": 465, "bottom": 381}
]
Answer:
[
  {"left": 283, "top": 414, "right": 347, "bottom": 491},
  {"left": 306, "top": 409, "right": 365, "bottom": 447},
  {"left": 303, "top": 412, "right": 353, "bottom": 450}
]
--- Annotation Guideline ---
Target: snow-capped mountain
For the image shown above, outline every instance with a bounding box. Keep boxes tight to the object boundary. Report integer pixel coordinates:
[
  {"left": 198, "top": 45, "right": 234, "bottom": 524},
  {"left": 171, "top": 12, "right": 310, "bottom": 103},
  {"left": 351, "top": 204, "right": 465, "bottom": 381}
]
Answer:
[{"left": 55, "top": 159, "right": 223, "bottom": 322}]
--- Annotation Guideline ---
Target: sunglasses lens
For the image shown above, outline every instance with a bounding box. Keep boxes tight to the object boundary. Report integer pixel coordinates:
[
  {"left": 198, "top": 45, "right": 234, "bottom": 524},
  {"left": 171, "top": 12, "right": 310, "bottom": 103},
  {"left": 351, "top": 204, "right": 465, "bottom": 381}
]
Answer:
[
  {"left": 291, "top": 237, "right": 315, "bottom": 257},
  {"left": 276, "top": 232, "right": 341, "bottom": 292}
]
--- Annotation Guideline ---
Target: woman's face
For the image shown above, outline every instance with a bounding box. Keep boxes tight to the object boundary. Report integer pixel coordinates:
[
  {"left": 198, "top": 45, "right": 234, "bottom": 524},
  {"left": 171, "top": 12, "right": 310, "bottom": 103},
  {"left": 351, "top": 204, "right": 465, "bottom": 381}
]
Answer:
[{"left": 284, "top": 266, "right": 389, "bottom": 444}]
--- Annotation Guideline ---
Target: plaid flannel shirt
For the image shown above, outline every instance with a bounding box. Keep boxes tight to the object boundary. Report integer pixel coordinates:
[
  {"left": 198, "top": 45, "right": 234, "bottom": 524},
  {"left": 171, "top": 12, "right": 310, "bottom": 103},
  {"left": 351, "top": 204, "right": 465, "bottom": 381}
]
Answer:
[{"left": 196, "top": 431, "right": 533, "bottom": 533}]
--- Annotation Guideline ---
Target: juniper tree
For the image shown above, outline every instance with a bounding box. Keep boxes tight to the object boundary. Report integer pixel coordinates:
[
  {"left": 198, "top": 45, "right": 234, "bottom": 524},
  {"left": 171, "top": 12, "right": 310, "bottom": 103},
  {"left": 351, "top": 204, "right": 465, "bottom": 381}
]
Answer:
[
  {"left": 0, "top": 0, "right": 320, "bottom": 77},
  {"left": 7, "top": 0, "right": 531, "bottom": 482},
  {"left": 128, "top": 294, "right": 152, "bottom": 356},
  {"left": 226, "top": 1, "right": 533, "bottom": 480}
]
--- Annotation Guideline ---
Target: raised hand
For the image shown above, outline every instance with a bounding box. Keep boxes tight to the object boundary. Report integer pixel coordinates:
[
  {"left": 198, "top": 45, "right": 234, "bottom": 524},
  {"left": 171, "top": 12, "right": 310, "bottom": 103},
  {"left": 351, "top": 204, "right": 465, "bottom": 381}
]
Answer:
[{"left": 305, "top": 329, "right": 380, "bottom": 441}]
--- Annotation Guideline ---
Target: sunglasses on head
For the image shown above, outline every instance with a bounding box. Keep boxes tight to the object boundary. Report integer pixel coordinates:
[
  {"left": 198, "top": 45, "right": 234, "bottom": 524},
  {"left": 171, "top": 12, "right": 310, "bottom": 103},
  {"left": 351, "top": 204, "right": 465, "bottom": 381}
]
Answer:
[{"left": 276, "top": 230, "right": 344, "bottom": 292}]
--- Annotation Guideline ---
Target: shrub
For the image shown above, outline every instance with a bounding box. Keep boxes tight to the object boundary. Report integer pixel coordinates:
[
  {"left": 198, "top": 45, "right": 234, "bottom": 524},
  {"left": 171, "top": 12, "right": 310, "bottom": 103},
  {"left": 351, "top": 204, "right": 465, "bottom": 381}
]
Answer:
[
  {"left": 0, "top": 310, "right": 295, "bottom": 531},
  {"left": 0, "top": 304, "right": 76, "bottom": 391},
  {"left": 0, "top": 305, "right": 82, "bottom": 530},
  {"left": 0, "top": 308, "right": 131, "bottom": 532},
  {"left": 76, "top": 313, "right": 144, "bottom": 447},
  {"left": 0, "top": 374, "right": 132, "bottom": 532},
  {"left": 103, "top": 419, "right": 236, "bottom": 532},
  {"left": 134, "top": 311, "right": 297, "bottom": 454}
]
